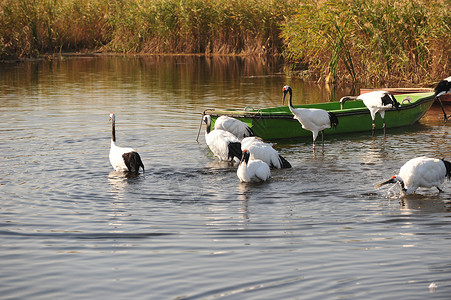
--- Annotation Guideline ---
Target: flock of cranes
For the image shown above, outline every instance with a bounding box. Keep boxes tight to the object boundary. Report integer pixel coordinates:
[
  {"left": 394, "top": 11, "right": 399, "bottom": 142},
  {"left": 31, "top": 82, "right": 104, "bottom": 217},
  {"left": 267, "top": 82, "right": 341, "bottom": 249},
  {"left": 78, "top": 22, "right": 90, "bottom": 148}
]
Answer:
[{"left": 109, "top": 78, "right": 451, "bottom": 194}]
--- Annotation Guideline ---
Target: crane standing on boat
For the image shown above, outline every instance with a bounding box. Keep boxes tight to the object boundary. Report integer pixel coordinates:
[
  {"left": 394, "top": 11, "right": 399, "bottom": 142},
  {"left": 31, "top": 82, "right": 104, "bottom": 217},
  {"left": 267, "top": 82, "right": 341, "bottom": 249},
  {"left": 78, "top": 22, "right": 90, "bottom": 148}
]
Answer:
[
  {"left": 203, "top": 115, "right": 242, "bottom": 162},
  {"left": 375, "top": 156, "right": 451, "bottom": 194},
  {"left": 109, "top": 113, "right": 144, "bottom": 174},
  {"left": 433, "top": 76, "right": 451, "bottom": 120},
  {"left": 282, "top": 86, "right": 338, "bottom": 149},
  {"left": 213, "top": 115, "right": 254, "bottom": 140},
  {"left": 237, "top": 150, "right": 271, "bottom": 183},
  {"left": 339, "top": 90, "right": 403, "bottom": 136},
  {"left": 241, "top": 137, "right": 291, "bottom": 168}
]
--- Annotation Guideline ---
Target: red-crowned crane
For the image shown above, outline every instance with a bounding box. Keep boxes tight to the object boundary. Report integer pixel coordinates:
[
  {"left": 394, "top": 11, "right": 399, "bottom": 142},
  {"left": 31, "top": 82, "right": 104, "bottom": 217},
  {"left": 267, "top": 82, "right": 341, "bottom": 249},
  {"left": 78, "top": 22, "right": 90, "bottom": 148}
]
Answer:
[
  {"left": 339, "top": 90, "right": 409, "bottom": 136},
  {"left": 237, "top": 149, "right": 271, "bottom": 183},
  {"left": 109, "top": 113, "right": 144, "bottom": 174},
  {"left": 282, "top": 86, "right": 338, "bottom": 149},
  {"left": 375, "top": 157, "right": 451, "bottom": 194},
  {"left": 203, "top": 115, "right": 242, "bottom": 163},
  {"left": 241, "top": 137, "right": 291, "bottom": 168},
  {"left": 213, "top": 115, "right": 254, "bottom": 140},
  {"left": 433, "top": 76, "right": 451, "bottom": 120}
]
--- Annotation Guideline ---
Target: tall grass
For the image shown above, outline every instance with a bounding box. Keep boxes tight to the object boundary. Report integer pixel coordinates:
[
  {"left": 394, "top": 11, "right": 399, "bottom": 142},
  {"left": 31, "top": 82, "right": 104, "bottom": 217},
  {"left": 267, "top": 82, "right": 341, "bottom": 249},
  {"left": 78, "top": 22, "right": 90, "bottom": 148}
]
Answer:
[
  {"left": 281, "top": 0, "right": 451, "bottom": 85},
  {"left": 0, "top": 0, "right": 110, "bottom": 57},
  {"left": 1, "top": 0, "right": 449, "bottom": 84},
  {"left": 0, "top": 0, "right": 293, "bottom": 58}
]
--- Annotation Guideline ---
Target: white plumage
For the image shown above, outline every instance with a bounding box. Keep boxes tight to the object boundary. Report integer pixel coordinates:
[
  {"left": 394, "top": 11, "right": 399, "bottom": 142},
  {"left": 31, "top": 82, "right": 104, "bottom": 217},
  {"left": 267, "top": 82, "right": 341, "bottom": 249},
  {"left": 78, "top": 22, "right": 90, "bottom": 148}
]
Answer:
[
  {"left": 203, "top": 115, "right": 242, "bottom": 162},
  {"left": 213, "top": 115, "right": 254, "bottom": 140},
  {"left": 109, "top": 113, "right": 144, "bottom": 174},
  {"left": 283, "top": 86, "right": 338, "bottom": 148},
  {"left": 376, "top": 156, "right": 451, "bottom": 194},
  {"left": 237, "top": 150, "right": 271, "bottom": 183},
  {"left": 340, "top": 90, "right": 401, "bottom": 134},
  {"left": 241, "top": 137, "right": 291, "bottom": 168}
]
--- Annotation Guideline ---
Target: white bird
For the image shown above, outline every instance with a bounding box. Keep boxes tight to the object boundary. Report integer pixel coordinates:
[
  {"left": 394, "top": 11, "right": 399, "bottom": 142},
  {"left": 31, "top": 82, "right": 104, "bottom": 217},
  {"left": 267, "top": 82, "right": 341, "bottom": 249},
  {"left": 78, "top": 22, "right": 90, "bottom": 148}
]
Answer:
[
  {"left": 237, "top": 149, "right": 271, "bottom": 183},
  {"left": 282, "top": 86, "right": 338, "bottom": 149},
  {"left": 241, "top": 137, "right": 291, "bottom": 168},
  {"left": 213, "top": 115, "right": 254, "bottom": 140},
  {"left": 109, "top": 113, "right": 144, "bottom": 174},
  {"left": 375, "top": 156, "right": 451, "bottom": 194},
  {"left": 203, "top": 115, "right": 242, "bottom": 162},
  {"left": 339, "top": 90, "right": 403, "bottom": 135},
  {"left": 433, "top": 76, "right": 451, "bottom": 120}
]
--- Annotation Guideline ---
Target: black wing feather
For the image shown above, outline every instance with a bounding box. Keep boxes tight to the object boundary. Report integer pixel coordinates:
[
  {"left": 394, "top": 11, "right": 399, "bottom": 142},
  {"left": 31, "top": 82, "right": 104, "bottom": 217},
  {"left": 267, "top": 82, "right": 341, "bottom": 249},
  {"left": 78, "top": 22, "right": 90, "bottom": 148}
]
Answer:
[
  {"left": 122, "top": 151, "right": 144, "bottom": 174},
  {"left": 328, "top": 112, "right": 339, "bottom": 129},
  {"left": 227, "top": 142, "right": 242, "bottom": 161},
  {"left": 278, "top": 155, "right": 292, "bottom": 168},
  {"left": 442, "top": 159, "right": 451, "bottom": 180},
  {"left": 434, "top": 79, "right": 451, "bottom": 97},
  {"left": 381, "top": 92, "right": 400, "bottom": 110}
]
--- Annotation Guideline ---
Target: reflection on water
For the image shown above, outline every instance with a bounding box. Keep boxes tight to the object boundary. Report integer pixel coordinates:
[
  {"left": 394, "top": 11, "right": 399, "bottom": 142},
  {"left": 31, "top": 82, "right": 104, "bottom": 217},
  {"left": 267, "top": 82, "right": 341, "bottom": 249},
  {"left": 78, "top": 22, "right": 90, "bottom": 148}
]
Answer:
[
  {"left": 399, "top": 194, "right": 451, "bottom": 212},
  {"left": 1, "top": 55, "right": 451, "bottom": 299}
]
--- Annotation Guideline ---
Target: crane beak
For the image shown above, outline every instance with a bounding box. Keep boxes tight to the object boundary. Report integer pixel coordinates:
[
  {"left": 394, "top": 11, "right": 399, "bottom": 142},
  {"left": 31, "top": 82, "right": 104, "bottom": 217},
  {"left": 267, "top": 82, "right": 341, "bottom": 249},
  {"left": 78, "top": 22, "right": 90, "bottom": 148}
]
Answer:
[{"left": 374, "top": 176, "right": 396, "bottom": 188}]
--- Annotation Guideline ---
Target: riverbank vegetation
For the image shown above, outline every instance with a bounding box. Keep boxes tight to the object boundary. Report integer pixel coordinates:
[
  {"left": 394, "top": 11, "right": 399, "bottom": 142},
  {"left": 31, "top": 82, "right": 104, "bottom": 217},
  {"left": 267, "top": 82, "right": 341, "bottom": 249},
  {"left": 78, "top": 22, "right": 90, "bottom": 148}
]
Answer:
[
  {"left": 0, "top": 0, "right": 449, "bottom": 85},
  {"left": 282, "top": 0, "right": 451, "bottom": 85}
]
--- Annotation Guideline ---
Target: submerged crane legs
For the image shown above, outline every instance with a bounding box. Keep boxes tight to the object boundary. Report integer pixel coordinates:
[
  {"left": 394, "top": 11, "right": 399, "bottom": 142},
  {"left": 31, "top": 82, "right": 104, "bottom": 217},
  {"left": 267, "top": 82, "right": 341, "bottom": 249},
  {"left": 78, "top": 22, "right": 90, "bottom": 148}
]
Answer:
[
  {"left": 371, "top": 120, "right": 386, "bottom": 137},
  {"left": 312, "top": 131, "right": 326, "bottom": 151}
]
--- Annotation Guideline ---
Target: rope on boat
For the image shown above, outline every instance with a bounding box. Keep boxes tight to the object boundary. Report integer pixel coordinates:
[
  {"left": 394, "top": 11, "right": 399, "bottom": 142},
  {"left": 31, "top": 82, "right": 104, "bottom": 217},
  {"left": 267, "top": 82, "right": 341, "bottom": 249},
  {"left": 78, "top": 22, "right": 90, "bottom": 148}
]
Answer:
[{"left": 196, "top": 109, "right": 213, "bottom": 143}]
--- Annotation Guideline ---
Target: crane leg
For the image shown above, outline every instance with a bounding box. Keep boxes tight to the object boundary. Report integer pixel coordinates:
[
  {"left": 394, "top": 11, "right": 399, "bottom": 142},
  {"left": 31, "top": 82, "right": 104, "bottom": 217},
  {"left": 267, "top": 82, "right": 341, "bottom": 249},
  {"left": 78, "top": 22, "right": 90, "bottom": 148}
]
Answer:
[
  {"left": 435, "top": 97, "right": 449, "bottom": 121},
  {"left": 372, "top": 122, "right": 375, "bottom": 137},
  {"left": 321, "top": 131, "right": 325, "bottom": 148},
  {"left": 382, "top": 120, "right": 386, "bottom": 137}
]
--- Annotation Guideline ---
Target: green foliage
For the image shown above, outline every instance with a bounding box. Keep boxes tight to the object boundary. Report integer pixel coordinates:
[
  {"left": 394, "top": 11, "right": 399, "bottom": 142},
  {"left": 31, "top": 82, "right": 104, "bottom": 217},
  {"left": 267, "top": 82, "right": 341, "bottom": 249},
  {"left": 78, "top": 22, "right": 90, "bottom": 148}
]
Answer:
[{"left": 281, "top": 0, "right": 451, "bottom": 84}]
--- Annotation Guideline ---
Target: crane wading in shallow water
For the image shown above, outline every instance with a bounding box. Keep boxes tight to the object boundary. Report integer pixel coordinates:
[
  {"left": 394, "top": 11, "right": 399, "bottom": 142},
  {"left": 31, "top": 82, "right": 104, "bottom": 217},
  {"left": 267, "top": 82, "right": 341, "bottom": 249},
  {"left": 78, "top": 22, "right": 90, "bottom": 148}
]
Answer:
[
  {"left": 109, "top": 113, "right": 144, "bottom": 174},
  {"left": 203, "top": 115, "right": 242, "bottom": 163},
  {"left": 339, "top": 91, "right": 410, "bottom": 136},
  {"left": 237, "top": 149, "right": 271, "bottom": 183},
  {"left": 213, "top": 115, "right": 254, "bottom": 140},
  {"left": 241, "top": 137, "right": 291, "bottom": 169},
  {"left": 282, "top": 86, "right": 338, "bottom": 150},
  {"left": 375, "top": 157, "right": 451, "bottom": 194}
]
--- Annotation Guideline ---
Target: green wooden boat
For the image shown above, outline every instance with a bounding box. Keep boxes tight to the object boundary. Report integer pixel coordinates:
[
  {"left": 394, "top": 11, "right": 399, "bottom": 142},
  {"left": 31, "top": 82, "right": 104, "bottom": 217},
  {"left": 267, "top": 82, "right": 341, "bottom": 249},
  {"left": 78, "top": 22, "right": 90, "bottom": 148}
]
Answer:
[{"left": 202, "top": 92, "right": 435, "bottom": 140}]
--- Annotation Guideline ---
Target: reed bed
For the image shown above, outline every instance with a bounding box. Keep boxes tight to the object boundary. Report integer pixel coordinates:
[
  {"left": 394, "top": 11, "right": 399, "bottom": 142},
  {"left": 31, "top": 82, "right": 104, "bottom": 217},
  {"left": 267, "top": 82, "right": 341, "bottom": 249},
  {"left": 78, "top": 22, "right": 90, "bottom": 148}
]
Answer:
[
  {"left": 281, "top": 0, "right": 451, "bottom": 85},
  {"left": 0, "top": 0, "right": 292, "bottom": 57},
  {"left": 0, "top": 0, "right": 449, "bottom": 84}
]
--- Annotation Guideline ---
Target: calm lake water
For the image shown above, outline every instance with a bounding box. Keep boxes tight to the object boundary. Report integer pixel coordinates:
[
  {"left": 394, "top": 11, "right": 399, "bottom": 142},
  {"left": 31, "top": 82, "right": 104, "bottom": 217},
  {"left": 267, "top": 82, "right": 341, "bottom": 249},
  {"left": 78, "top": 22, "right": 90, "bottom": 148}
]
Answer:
[{"left": 1, "top": 55, "right": 450, "bottom": 299}]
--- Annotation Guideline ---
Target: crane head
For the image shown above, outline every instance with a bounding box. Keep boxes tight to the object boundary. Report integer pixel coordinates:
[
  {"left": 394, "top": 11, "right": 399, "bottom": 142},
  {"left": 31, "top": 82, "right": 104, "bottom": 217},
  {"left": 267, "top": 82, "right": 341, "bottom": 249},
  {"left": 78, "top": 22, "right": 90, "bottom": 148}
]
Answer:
[
  {"left": 282, "top": 86, "right": 292, "bottom": 104},
  {"left": 240, "top": 149, "right": 250, "bottom": 164},
  {"left": 375, "top": 175, "right": 402, "bottom": 188}
]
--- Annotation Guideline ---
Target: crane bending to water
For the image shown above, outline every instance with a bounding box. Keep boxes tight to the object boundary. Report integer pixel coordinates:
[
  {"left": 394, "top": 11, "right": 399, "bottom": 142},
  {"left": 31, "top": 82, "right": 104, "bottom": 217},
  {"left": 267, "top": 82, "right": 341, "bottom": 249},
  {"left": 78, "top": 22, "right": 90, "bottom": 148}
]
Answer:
[{"left": 109, "top": 113, "right": 144, "bottom": 174}]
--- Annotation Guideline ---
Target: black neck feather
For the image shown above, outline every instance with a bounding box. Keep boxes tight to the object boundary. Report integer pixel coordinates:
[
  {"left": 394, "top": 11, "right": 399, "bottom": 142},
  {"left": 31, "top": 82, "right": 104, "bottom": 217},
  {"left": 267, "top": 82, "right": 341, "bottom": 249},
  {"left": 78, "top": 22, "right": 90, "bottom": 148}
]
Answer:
[{"left": 111, "top": 120, "right": 116, "bottom": 142}]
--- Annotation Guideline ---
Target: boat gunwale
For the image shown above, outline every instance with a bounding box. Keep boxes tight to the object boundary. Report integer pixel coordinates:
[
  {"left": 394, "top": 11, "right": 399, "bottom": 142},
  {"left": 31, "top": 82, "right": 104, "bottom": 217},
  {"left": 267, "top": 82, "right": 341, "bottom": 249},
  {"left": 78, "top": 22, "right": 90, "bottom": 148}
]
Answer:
[{"left": 203, "top": 93, "right": 435, "bottom": 120}]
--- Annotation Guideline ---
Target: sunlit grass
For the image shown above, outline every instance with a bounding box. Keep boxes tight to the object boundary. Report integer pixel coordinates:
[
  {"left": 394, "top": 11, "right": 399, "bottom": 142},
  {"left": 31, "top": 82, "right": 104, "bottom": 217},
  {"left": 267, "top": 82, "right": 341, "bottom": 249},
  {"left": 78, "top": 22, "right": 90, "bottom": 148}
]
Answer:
[
  {"left": 281, "top": 0, "right": 451, "bottom": 85},
  {"left": 0, "top": 0, "right": 293, "bottom": 57},
  {"left": 0, "top": 0, "right": 449, "bottom": 84}
]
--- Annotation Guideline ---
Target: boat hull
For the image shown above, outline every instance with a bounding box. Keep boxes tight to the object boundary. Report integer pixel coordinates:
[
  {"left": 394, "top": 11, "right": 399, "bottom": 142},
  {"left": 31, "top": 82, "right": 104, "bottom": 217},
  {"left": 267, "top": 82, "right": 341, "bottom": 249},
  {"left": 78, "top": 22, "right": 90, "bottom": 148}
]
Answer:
[{"left": 204, "top": 92, "right": 435, "bottom": 140}]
